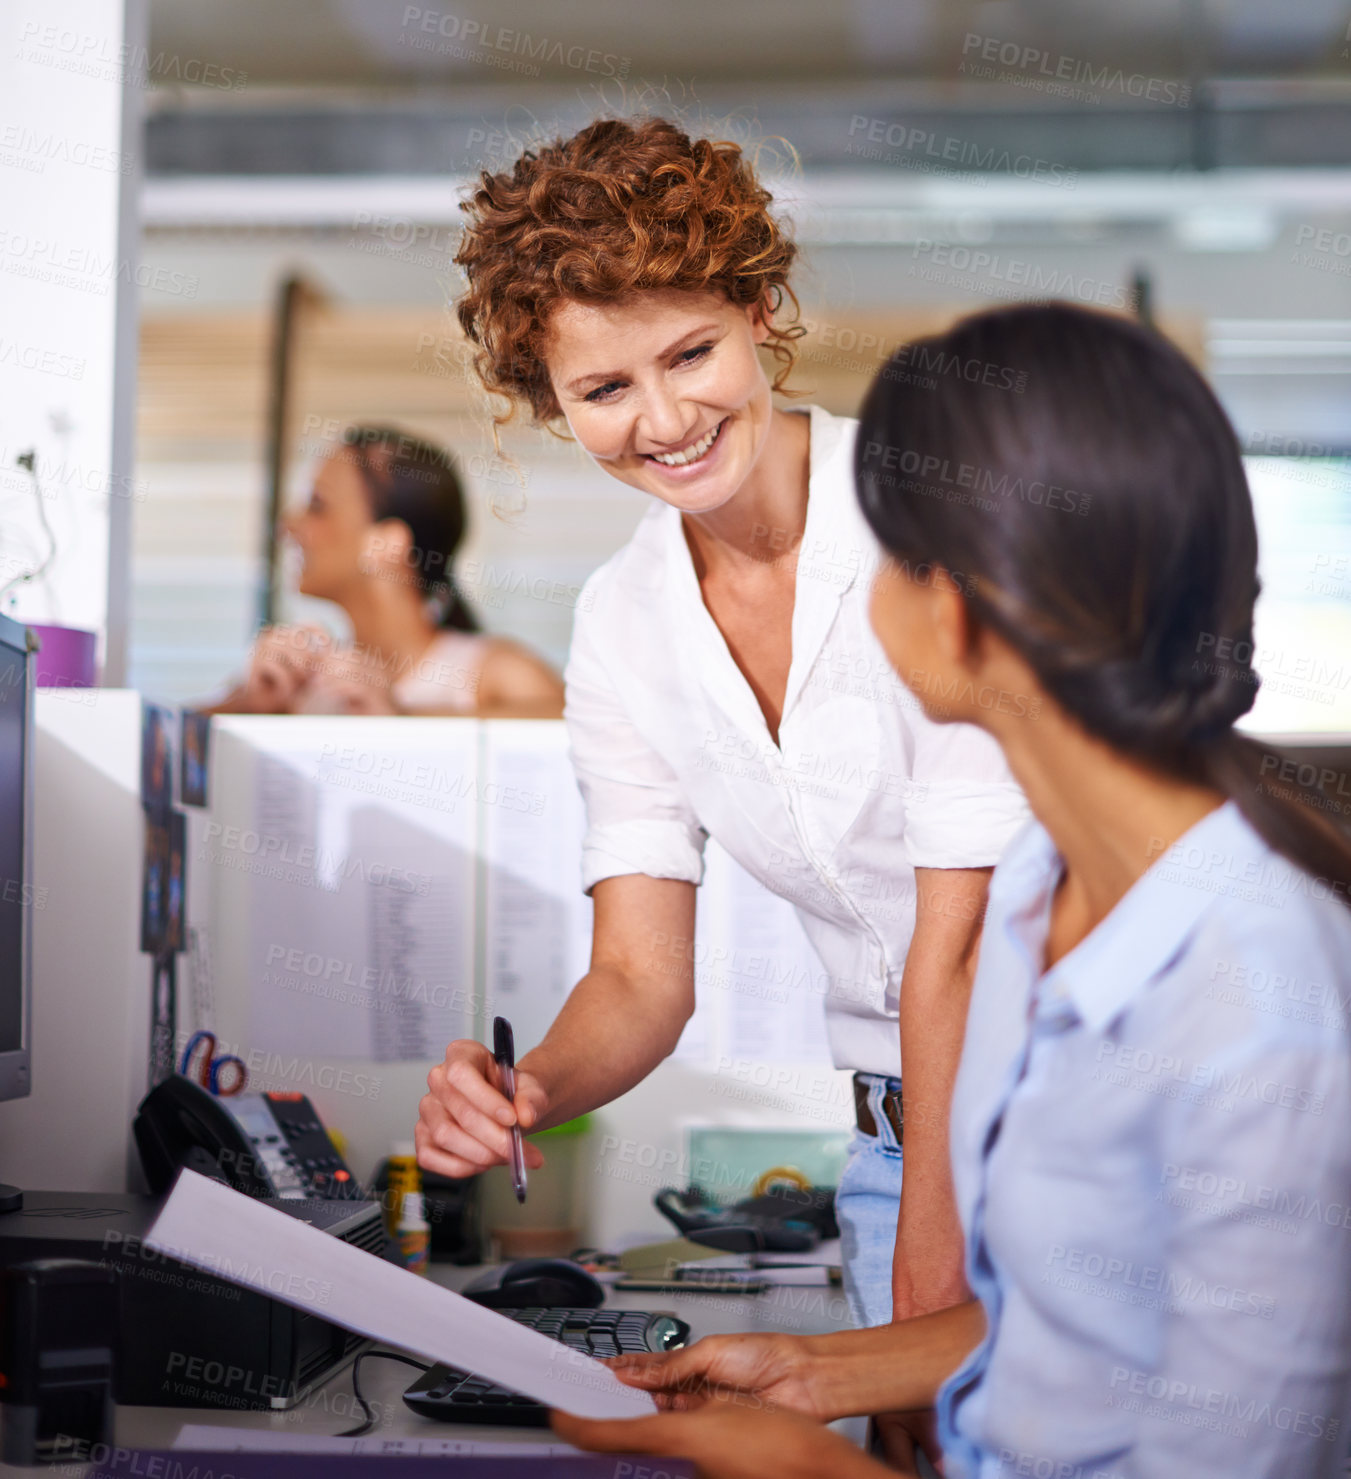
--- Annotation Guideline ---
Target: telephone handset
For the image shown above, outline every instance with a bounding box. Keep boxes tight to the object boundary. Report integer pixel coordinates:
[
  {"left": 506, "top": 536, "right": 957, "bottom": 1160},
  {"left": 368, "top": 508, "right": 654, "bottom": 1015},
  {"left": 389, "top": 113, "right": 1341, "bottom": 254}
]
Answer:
[{"left": 133, "top": 1075, "right": 358, "bottom": 1201}]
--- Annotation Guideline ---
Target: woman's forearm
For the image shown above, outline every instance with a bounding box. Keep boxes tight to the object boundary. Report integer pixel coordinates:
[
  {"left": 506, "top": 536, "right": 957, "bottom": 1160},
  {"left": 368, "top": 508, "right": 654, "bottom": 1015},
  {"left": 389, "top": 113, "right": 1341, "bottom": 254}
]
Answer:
[
  {"left": 517, "top": 874, "right": 698, "bottom": 1129},
  {"left": 519, "top": 962, "right": 690, "bottom": 1128},
  {"left": 893, "top": 867, "right": 990, "bottom": 1313},
  {"left": 800, "top": 1301, "right": 986, "bottom": 1420}
]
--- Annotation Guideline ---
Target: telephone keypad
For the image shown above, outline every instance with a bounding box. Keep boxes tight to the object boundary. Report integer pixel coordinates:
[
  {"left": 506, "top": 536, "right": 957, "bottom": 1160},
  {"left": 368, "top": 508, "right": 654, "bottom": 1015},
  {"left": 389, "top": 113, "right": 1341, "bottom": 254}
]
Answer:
[{"left": 222, "top": 1092, "right": 357, "bottom": 1201}]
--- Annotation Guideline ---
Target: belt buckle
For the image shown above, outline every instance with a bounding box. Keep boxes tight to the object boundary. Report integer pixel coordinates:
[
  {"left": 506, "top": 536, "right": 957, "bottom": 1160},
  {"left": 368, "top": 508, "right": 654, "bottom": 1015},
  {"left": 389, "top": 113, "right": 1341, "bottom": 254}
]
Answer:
[{"left": 853, "top": 1073, "right": 903, "bottom": 1143}]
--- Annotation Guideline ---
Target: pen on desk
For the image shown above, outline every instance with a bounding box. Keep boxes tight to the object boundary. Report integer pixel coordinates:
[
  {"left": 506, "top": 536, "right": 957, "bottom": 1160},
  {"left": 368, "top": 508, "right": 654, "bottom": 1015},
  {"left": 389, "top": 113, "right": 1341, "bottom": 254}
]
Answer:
[
  {"left": 493, "top": 1015, "right": 528, "bottom": 1204},
  {"left": 615, "top": 1275, "right": 771, "bottom": 1295}
]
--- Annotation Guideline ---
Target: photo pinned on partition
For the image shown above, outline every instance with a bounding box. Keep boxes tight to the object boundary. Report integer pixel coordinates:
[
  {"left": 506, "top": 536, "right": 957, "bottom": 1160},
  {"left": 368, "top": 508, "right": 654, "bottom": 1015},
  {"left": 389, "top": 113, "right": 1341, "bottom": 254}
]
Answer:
[
  {"left": 167, "top": 811, "right": 186, "bottom": 953},
  {"left": 141, "top": 702, "right": 176, "bottom": 815},
  {"left": 180, "top": 710, "right": 211, "bottom": 808},
  {"left": 149, "top": 956, "right": 176, "bottom": 1088},
  {"left": 141, "top": 812, "right": 170, "bottom": 954}
]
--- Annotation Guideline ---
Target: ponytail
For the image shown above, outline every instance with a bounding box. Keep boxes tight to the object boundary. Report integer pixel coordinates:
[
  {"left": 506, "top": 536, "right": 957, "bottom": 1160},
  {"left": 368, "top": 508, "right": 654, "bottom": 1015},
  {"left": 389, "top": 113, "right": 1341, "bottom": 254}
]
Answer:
[
  {"left": 343, "top": 425, "right": 480, "bottom": 634},
  {"left": 1200, "top": 735, "right": 1351, "bottom": 907},
  {"left": 427, "top": 577, "right": 479, "bottom": 634}
]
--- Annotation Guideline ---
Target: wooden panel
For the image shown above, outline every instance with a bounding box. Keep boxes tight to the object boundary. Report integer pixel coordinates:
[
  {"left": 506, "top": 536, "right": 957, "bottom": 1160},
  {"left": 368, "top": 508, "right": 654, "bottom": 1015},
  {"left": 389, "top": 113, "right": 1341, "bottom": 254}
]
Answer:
[{"left": 138, "top": 302, "right": 1206, "bottom": 454}]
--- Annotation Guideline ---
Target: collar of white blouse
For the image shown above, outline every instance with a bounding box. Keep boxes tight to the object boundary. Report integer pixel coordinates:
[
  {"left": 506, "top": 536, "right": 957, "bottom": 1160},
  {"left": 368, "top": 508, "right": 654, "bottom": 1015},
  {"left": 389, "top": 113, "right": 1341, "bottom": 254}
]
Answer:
[{"left": 658, "top": 403, "right": 867, "bottom": 753}]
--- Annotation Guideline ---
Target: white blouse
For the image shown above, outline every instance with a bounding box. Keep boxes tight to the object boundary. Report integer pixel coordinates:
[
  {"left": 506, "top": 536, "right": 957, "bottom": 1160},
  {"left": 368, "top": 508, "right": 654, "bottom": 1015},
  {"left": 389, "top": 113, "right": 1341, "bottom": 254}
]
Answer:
[{"left": 562, "top": 403, "right": 1029, "bottom": 1075}]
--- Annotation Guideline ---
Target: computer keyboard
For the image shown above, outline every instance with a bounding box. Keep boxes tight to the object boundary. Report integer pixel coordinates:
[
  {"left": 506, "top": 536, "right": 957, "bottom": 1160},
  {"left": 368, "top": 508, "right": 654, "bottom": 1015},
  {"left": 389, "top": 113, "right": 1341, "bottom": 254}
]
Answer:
[{"left": 402, "top": 1306, "right": 691, "bottom": 1427}]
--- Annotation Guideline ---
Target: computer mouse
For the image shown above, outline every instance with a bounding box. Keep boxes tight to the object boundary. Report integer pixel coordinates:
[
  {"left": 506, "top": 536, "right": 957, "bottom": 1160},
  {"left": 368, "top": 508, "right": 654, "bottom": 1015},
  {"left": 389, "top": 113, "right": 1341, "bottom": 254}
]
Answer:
[{"left": 461, "top": 1257, "right": 605, "bottom": 1309}]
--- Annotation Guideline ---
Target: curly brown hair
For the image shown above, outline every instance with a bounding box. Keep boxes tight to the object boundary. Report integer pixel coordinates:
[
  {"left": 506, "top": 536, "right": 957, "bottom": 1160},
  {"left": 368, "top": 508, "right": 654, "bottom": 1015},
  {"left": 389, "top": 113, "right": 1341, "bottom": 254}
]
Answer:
[{"left": 453, "top": 116, "right": 805, "bottom": 427}]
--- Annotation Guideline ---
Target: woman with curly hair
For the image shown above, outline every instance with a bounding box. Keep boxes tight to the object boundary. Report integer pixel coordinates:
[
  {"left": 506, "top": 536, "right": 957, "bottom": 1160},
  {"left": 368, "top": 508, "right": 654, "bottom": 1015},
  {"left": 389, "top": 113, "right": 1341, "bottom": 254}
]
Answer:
[{"left": 416, "top": 116, "right": 1028, "bottom": 1452}]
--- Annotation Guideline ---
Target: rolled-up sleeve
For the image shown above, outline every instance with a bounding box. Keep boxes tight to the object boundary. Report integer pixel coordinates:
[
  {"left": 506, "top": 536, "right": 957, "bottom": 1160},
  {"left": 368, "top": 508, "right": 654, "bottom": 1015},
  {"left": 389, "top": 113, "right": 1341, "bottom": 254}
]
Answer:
[
  {"left": 903, "top": 709, "right": 1029, "bottom": 869},
  {"left": 563, "top": 578, "right": 708, "bottom": 895}
]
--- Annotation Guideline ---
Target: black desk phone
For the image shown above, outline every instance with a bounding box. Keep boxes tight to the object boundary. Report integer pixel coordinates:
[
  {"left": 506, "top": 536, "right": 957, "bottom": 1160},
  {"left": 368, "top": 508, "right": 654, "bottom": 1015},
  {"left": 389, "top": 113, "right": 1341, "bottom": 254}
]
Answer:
[{"left": 133, "top": 1075, "right": 359, "bottom": 1200}]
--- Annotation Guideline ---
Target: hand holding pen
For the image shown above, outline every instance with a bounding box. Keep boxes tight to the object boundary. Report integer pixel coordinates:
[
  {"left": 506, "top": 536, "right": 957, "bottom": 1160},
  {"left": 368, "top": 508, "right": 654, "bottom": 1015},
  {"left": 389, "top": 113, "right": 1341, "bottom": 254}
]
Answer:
[
  {"left": 493, "top": 1015, "right": 528, "bottom": 1203},
  {"left": 414, "top": 1022, "right": 549, "bottom": 1183}
]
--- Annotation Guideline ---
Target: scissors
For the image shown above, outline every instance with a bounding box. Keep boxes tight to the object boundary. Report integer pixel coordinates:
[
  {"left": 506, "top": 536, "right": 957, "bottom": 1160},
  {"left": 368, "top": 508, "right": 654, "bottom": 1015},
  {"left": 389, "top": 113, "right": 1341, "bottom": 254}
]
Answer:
[{"left": 179, "top": 1030, "right": 248, "bottom": 1096}]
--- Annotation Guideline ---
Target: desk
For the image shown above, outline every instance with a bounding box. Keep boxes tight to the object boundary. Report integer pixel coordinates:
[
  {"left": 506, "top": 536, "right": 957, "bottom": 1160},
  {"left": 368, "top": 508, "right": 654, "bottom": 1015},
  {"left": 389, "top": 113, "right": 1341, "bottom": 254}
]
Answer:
[{"left": 0, "top": 1254, "right": 862, "bottom": 1471}]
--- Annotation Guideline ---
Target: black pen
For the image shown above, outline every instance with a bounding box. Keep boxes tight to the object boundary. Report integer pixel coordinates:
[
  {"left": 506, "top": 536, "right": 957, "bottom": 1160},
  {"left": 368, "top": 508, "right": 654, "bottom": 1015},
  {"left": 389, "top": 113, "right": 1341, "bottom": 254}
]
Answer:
[{"left": 493, "top": 1015, "right": 528, "bottom": 1203}]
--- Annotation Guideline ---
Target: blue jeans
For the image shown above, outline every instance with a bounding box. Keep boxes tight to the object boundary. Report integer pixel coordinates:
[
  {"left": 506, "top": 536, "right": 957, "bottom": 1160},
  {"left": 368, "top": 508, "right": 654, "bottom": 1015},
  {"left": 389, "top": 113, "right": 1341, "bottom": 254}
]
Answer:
[{"left": 836, "top": 1074, "right": 904, "bottom": 1328}]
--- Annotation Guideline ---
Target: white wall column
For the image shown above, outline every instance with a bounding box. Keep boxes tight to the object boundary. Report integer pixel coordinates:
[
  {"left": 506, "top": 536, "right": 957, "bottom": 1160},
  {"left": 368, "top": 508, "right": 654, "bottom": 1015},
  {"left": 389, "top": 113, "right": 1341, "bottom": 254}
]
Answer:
[{"left": 0, "top": 0, "right": 145, "bottom": 682}]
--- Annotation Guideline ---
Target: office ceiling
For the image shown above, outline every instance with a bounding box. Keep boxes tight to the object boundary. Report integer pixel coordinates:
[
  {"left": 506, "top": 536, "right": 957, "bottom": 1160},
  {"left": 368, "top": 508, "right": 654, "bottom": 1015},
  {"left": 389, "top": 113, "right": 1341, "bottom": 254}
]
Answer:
[
  {"left": 148, "top": 0, "right": 1351, "bottom": 90},
  {"left": 143, "top": 1, "right": 1351, "bottom": 175}
]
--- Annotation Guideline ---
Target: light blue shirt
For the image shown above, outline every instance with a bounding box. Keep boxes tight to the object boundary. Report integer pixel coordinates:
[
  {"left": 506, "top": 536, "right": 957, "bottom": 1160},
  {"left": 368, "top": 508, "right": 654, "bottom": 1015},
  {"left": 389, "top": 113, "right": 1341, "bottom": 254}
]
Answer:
[{"left": 938, "top": 800, "right": 1351, "bottom": 1478}]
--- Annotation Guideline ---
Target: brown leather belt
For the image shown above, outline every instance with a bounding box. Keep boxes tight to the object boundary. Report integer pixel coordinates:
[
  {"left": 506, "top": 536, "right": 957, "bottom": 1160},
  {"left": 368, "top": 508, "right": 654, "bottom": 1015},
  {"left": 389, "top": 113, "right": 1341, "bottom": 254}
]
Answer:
[{"left": 853, "top": 1072, "right": 903, "bottom": 1143}]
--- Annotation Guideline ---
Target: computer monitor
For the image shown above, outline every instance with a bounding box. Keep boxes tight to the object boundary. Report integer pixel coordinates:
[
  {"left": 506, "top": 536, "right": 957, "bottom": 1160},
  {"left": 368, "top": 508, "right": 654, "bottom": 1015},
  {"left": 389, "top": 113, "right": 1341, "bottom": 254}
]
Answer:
[
  {"left": 1239, "top": 456, "right": 1351, "bottom": 740},
  {"left": 0, "top": 612, "right": 34, "bottom": 1106}
]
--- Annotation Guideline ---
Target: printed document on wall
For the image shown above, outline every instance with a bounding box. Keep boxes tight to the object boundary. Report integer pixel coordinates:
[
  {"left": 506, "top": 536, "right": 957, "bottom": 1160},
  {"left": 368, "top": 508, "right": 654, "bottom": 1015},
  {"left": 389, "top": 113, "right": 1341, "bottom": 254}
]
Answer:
[
  {"left": 674, "top": 841, "right": 833, "bottom": 1067},
  {"left": 481, "top": 721, "right": 592, "bottom": 1055},
  {"left": 243, "top": 719, "right": 478, "bottom": 1060}
]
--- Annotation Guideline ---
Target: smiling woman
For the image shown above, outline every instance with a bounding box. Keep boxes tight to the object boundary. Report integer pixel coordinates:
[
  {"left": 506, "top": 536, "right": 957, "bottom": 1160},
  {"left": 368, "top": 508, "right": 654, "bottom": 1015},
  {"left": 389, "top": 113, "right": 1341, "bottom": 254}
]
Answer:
[
  {"left": 542, "top": 290, "right": 783, "bottom": 522},
  {"left": 419, "top": 118, "right": 1030, "bottom": 1469}
]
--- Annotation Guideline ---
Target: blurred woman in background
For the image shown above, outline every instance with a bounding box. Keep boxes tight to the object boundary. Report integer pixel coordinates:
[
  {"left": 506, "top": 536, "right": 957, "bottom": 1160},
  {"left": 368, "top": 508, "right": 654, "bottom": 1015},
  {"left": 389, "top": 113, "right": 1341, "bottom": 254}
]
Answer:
[{"left": 209, "top": 425, "right": 564, "bottom": 717}]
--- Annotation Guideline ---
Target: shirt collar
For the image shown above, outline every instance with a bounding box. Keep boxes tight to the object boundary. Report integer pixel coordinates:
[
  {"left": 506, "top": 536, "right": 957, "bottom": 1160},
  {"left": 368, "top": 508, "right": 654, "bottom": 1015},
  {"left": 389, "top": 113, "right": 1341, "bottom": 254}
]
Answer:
[
  {"left": 780, "top": 406, "right": 867, "bottom": 720},
  {"left": 798, "top": 402, "right": 868, "bottom": 582},
  {"left": 1030, "top": 799, "right": 1253, "bottom": 1032}
]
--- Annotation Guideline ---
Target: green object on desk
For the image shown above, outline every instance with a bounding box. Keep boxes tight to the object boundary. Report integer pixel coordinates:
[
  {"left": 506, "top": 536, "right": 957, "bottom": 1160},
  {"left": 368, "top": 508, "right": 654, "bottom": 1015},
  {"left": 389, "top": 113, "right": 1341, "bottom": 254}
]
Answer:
[
  {"left": 686, "top": 1125, "right": 850, "bottom": 1205},
  {"left": 482, "top": 1114, "right": 594, "bottom": 1253},
  {"left": 535, "top": 1113, "right": 592, "bottom": 1138}
]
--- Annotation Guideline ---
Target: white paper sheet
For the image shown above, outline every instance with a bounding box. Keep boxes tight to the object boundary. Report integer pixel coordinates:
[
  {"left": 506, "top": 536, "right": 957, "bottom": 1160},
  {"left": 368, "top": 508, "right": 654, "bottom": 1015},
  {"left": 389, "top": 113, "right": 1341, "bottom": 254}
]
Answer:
[
  {"left": 173, "top": 1424, "right": 581, "bottom": 1457},
  {"left": 716, "top": 850, "right": 832, "bottom": 1067},
  {"left": 675, "top": 841, "right": 834, "bottom": 1067},
  {"left": 213, "top": 716, "right": 839, "bottom": 1078},
  {"left": 670, "top": 858, "right": 719, "bottom": 1063},
  {"left": 480, "top": 722, "right": 593, "bottom": 1055},
  {"left": 146, "top": 1171, "right": 657, "bottom": 1421},
  {"left": 242, "top": 721, "right": 478, "bottom": 1061}
]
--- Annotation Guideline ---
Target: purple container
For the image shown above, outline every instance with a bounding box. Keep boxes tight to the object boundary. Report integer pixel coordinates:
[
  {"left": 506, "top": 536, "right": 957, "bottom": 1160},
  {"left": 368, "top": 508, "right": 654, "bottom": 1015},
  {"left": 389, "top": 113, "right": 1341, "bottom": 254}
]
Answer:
[{"left": 28, "top": 624, "right": 98, "bottom": 688}]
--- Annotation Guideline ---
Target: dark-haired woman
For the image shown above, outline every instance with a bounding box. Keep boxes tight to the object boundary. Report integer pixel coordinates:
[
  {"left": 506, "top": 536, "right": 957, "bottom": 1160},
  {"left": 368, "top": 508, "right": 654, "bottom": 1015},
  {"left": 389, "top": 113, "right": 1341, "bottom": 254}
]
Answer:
[
  {"left": 555, "top": 302, "right": 1351, "bottom": 1478},
  {"left": 209, "top": 426, "right": 564, "bottom": 718}
]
